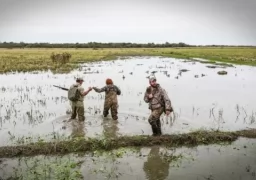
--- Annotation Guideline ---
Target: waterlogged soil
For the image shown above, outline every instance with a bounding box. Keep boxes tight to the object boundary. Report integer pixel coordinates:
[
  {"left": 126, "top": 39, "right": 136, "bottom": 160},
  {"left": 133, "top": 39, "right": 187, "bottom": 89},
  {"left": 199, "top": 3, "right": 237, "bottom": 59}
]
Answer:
[
  {"left": 0, "top": 57, "right": 256, "bottom": 146},
  {"left": 0, "top": 138, "right": 255, "bottom": 180}
]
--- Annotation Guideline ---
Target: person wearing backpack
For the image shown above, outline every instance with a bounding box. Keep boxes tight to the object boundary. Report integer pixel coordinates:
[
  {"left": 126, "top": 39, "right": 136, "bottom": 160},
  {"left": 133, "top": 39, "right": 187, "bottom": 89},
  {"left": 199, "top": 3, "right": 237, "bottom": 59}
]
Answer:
[
  {"left": 69, "top": 77, "right": 92, "bottom": 121},
  {"left": 93, "top": 78, "right": 121, "bottom": 120}
]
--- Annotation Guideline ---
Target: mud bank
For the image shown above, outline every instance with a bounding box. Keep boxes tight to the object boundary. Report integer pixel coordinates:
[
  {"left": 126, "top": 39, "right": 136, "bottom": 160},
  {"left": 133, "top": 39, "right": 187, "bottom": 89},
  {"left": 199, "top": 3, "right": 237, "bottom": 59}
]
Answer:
[{"left": 0, "top": 129, "right": 255, "bottom": 158}]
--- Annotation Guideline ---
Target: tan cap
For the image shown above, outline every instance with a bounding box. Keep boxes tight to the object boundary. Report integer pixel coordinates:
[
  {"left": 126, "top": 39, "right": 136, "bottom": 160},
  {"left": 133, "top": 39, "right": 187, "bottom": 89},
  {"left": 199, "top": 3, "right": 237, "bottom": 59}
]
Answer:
[
  {"left": 76, "top": 77, "right": 84, "bottom": 81},
  {"left": 149, "top": 75, "right": 156, "bottom": 82}
]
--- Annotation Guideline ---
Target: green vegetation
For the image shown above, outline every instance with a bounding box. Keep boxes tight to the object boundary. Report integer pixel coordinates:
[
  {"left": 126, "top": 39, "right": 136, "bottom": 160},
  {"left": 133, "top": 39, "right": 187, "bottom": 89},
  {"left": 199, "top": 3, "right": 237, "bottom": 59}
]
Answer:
[
  {"left": 0, "top": 129, "right": 255, "bottom": 158},
  {"left": 1, "top": 146, "right": 184, "bottom": 180},
  {"left": 0, "top": 47, "right": 256, "bottom": 73},
  {"left": 217, "top": 70, "right": 228, "bottom": 75},
  {"left": 8, "top": 157, "right": 83, "bottom": 180}
]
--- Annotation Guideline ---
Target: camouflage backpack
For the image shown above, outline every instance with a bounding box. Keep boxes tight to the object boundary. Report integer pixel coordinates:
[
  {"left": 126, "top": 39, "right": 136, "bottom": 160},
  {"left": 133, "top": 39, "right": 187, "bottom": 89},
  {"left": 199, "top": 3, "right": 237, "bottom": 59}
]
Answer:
[{"left": 68, "top": 85, "right": 80, "bottom": 101}]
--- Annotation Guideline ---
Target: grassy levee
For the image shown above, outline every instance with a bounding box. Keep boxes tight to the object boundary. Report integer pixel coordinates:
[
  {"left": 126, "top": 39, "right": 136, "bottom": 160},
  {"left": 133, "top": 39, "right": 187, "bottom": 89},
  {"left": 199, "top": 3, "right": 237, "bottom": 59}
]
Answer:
[
  {"left": 0, "top": 47, "right": 256, "bottom": 73},
  {"left": 0, "top": 129, "right": 255, "bottom": 158}
]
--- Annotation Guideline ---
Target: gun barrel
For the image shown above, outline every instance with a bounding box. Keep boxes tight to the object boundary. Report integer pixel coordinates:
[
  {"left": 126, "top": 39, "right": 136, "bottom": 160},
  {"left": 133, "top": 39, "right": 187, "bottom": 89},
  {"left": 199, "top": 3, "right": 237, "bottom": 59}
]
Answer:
[{"left": 53, "top": 85, "right": 69, "bottom": 91}]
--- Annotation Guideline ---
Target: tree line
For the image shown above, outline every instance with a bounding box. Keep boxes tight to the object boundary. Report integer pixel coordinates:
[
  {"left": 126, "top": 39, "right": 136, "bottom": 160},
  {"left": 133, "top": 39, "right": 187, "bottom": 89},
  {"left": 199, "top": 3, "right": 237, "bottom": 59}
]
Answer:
[
  {"left": 0, "top": 42, "right": 191, "bottom": 48},
  {"left": 0, "top": 42, "right": 254, "bottom": 48}
]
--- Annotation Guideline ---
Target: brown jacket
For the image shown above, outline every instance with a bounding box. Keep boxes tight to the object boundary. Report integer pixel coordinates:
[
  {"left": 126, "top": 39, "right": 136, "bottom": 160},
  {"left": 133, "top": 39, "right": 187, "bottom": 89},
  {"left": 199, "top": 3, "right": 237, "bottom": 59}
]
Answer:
[
  {"left": 144, "top": 84, "right": 172, "bottom": 111},
  {"left": 94, "top": 85, "right": 121, "bottom": 104}
]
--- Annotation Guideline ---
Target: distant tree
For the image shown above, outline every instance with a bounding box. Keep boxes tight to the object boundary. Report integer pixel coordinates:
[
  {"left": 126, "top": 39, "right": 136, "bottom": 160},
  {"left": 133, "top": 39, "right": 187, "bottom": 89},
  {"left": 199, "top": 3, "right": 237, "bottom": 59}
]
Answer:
[{"left": 0, "top": 42, "right": 196, "bottom": 48}]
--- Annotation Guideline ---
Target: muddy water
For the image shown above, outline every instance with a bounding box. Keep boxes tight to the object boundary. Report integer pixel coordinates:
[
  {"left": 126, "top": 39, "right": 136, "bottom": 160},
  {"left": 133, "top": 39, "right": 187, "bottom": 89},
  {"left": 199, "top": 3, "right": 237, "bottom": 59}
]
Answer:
[
  {"left": 0, "top": 138, "right": 255, "bottom": 180},
  {"left": 0, "top": 57, "right": 256, "bottom": 146}
]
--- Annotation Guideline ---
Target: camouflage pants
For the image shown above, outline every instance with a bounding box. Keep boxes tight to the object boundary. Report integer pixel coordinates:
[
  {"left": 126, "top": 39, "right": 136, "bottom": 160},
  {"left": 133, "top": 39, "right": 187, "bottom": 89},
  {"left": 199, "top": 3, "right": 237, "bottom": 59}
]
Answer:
[
  {"left": 71, "top": 105, "right": 85, "bottom": 121},
  {"left": 103, "top": 102, "right": 118, "bottom": 120},
  {"left": 148, "top": 107, "right": 164, "bottom": 125}
]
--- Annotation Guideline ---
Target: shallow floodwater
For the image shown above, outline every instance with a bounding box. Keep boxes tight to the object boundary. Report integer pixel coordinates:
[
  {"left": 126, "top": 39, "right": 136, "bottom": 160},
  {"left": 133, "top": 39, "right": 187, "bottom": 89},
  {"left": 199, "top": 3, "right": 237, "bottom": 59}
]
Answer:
[
  {"left": 0, "top": 57, "right": 256, "bottom": 146},
  {"left": 0, "top": 138, "right": 255, "bottom": 180}
]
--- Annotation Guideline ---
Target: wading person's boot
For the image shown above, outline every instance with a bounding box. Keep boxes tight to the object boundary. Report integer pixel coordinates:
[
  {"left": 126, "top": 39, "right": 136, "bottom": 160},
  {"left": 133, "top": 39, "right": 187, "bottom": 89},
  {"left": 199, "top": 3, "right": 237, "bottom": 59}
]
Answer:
[
  {"left": 150, "top": 122, "right": 158, "bottom": 136},
  {"left": 103, "top": 110, "right": 109, "bottom": 117},
  {"left": 156, "top": 119, "right": 162, "bottom": 135}
]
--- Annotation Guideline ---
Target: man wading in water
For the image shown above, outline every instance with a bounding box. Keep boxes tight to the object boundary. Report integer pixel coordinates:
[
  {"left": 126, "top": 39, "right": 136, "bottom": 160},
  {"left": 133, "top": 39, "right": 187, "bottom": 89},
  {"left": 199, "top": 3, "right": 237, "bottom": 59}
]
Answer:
[
  {"left": 144, "top": 76, "right": 172, "bottom": 136},
  {"left": 69, "top": 77, "right": 92, "bottom": 121},
  {"left": 93, "top": 78, "right": 121, "bottom": 120}
]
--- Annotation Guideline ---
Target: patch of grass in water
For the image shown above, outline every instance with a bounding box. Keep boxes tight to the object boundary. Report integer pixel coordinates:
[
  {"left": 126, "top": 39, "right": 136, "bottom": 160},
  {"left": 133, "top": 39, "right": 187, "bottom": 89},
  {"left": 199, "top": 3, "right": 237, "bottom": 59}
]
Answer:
[
  {"left": 3, "top": 156, "right": 83, "bottom": 180},
  {"left": 193, "top": 59, "right": 234, "bottom": 67},
  {"left": 2, "top": 146, "right": 185, "bottom": 180},
  {"left": 0, "top": 129, "right": 256, "bottom": 158},
  {"left": 237, "top": 129, "right": 256, "bottom": 138},
  {"left": 217, "top": 70, "right": 228, "bottom": 75}
]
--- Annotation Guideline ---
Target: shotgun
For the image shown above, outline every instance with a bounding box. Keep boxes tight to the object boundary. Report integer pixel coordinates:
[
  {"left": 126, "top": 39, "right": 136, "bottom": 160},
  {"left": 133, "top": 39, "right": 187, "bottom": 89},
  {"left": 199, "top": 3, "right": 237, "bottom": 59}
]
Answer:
[{"left": 53, "top": 85, "right": 69, "bottom": 91}]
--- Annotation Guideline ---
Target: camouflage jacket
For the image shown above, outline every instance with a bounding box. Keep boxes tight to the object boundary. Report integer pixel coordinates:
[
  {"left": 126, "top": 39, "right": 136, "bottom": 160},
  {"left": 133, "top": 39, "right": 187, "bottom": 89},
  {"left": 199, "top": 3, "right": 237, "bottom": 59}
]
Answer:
[
  {"left": 144, "top": 84, "right": 172, "bottom": 111},
  {"left": 94, "top": 85, "right": 121, "bottom": 103}
]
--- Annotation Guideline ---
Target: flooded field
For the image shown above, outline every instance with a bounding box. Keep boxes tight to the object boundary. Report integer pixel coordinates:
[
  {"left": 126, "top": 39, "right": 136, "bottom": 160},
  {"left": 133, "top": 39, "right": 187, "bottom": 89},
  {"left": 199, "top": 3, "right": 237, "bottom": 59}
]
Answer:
[
  {"left": 0, "top": 138, "right": 255, "bottom": 180},
  {"left": 0, "top": 56, "right": 256, "bottom": 146}
]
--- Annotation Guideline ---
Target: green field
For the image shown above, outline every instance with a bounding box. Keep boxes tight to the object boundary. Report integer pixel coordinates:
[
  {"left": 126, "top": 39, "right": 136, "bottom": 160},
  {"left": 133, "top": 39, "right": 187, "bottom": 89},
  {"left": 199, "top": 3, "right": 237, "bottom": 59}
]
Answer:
[{"left": 0, "top": 47, "right": 256, "bottom": 73}]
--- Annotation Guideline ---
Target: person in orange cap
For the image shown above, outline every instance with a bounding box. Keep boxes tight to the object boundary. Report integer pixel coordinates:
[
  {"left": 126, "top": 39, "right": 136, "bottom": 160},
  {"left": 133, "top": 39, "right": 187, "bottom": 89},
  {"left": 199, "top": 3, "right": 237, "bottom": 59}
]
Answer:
[{"left": 93, "top": 78, "right": 121, "bottom": 120}]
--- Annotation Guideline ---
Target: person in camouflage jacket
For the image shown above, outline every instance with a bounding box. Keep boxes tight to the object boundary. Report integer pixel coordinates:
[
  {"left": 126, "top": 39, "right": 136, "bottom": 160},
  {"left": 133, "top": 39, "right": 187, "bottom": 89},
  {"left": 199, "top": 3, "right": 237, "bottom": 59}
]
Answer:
[
  {"left": 93, "top": 78, "right": 121, "bottom": 120},
  {"left": 144, "top": 76, "right": 173, "bottom": 136}
]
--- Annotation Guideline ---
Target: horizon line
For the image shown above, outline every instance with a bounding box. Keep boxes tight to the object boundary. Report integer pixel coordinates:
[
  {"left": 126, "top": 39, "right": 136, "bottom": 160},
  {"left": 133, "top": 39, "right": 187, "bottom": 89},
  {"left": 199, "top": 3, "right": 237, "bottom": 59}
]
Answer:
[{"left": 0, "top": 41, "right": 256, "bottom": 47}]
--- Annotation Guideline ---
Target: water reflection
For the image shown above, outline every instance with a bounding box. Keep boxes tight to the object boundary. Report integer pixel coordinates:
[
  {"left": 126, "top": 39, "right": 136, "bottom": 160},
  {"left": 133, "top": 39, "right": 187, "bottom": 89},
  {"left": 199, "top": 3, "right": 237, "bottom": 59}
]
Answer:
[
  {"left": 70, "top": 120, "right": 85, "bottom": 138},
  {"left": 143, "top": 146, "right": 170, "bottom": 180},
  {"left": 1, "top": 139, "right": 256, "bottom": 180},
  {"left": 1, "top": 57, "right": 256, "bottom": 146},
  {"left": 102, "top": 118, "right": 119, "bottom": 138}
]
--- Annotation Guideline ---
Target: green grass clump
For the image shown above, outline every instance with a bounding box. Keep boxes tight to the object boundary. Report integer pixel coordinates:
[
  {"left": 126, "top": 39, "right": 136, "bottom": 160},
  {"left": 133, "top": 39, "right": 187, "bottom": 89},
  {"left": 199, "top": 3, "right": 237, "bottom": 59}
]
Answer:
[{"left": 0, "top": 128, "right": 255, "bottom": 158}]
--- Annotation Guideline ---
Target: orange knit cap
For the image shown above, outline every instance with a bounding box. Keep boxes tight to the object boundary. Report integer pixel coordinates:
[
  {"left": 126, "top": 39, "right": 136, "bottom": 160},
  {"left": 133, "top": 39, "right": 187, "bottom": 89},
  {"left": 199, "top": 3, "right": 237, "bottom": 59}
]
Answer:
[{"left": 106, "top": 78, "right": 113, "bottom": 85}]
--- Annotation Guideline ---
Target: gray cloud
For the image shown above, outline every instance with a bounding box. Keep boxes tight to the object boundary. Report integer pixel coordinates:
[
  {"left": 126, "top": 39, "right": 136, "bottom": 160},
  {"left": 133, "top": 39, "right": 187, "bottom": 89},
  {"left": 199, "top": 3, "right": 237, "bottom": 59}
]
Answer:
[{"left": 0, "top": 0, "right": 255, "bottom": 45}]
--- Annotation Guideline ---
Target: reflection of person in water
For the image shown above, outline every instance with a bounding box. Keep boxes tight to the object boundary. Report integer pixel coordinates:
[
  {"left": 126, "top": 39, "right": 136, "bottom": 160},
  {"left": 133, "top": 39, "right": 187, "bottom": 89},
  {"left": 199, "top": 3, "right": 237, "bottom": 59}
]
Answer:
[
  {"left": 102, "top": 119, "right": 119, "bottom": 139},
  {"left": 70, "top": 120, "right": 85, "bottom": 138},
  {"left": 143, "top": 146, "right": 170, "bottom": 180}
]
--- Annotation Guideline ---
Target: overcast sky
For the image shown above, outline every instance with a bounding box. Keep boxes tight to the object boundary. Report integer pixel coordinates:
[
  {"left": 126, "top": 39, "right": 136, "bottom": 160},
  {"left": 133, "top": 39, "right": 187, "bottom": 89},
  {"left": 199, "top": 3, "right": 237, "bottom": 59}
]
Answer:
[{"left": 0, "top": 0, "right": 255, "bottom": 45}]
